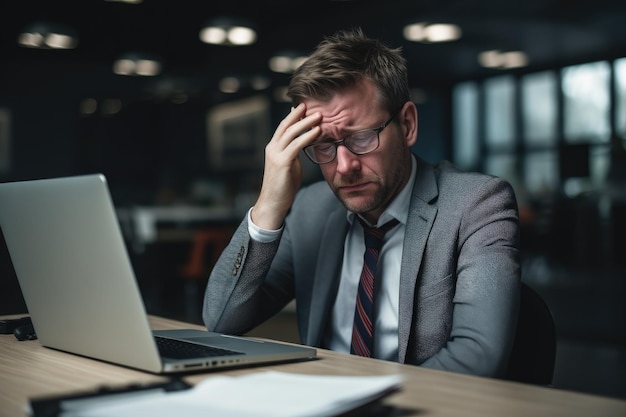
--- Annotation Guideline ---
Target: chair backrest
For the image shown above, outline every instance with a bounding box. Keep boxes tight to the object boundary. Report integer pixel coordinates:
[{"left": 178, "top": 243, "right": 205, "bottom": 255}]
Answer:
[{"left": 505, "top": 282, "right": 557, "bottom": 385}]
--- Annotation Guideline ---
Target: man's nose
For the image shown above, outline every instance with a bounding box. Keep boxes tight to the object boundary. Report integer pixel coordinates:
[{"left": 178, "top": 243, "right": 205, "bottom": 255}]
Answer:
[{"left": 335, "top": 144, "right": 360, "bottom": 174}]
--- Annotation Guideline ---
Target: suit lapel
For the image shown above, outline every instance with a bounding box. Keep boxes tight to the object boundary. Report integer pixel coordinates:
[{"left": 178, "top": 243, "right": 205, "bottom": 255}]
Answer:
[
  {"left": 306, "top": 206, "right": 350, "bottom": 346},
  {"left": 398, "top": 158, "right": 438, "bottom": 363}
]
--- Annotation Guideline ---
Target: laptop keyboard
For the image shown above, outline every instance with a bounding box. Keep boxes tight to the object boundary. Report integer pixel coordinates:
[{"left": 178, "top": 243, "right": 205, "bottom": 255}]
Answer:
[{"left": 154, "top": 336, "right": 244, "bottom": 359}]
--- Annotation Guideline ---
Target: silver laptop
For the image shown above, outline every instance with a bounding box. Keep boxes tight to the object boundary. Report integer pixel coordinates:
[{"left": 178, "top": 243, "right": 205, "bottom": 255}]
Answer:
[{"left": 0, "top": 174, "right": 315, "bottom": 374}]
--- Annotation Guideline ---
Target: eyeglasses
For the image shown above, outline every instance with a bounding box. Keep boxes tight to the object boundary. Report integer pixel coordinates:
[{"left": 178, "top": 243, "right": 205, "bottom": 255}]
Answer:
[{"left": 303, "top": 113, "right": 396, "bottom": 165}]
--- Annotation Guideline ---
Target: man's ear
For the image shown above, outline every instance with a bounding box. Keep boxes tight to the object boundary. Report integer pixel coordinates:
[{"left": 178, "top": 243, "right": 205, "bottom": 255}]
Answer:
[{"left": 400, "top": 101, "right": 418, "bottom": 147}]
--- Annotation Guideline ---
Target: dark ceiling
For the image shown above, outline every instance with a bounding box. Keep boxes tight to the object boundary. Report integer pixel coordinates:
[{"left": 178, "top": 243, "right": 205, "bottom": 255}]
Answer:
[{"left": 1, "top": 0, "right": 626, "bottom": 97}]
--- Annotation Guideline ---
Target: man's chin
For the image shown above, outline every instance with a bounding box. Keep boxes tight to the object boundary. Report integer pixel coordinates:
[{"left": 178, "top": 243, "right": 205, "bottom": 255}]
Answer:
[{"left": 337, "top": 193, "right": 376, "bottom": 214}]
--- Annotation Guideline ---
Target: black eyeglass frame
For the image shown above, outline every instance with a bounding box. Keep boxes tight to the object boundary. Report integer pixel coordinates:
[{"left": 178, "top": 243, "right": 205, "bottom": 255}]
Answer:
[{"left": 303, "top": 112, "right": 397, "bottom": 165}]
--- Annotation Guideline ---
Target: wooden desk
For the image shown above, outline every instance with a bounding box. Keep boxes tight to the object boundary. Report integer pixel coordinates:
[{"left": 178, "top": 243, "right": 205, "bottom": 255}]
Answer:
[{"left": 1, "top": 315, "right": 625, "bottom": 417}]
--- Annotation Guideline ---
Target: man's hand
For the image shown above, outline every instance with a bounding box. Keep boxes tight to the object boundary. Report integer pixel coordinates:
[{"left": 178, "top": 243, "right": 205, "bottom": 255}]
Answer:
[{"left": 251, "top": 103, "right": 322, "bottom": 230}]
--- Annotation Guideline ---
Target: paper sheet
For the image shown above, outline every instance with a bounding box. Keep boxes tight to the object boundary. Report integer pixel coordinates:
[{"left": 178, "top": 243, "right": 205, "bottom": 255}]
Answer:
[{"left": 62, "top": 371, "right": 403, "bottom": 417}]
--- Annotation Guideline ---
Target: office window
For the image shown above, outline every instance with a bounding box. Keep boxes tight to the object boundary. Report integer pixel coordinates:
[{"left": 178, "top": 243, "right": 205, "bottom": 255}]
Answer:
[
  {"left": 484, "top": 153, "right": 516, "bottom": 183},
  {"left": 452, "top": 57, "right": 624, "bottom": 199},
  {"left": 484, "top": 75, "right": 516, "bottom": 151},
  {"left": 616, "top": 58, "right": 626, "bottom": 138},
  {"left": 524, "top": 151, "right": 559, "bottom": 194},
  {"left": 452, "top": 82, "right": 479, "bottom": 170},
  {"left": 562, "top": 61, "right": 611, "bottom": 144},
  {"left": 589, "top": 145, "right": 611, "bottom": 186},
  {"left": 521, "top": 71, "right": 558, "bottom": 147}
]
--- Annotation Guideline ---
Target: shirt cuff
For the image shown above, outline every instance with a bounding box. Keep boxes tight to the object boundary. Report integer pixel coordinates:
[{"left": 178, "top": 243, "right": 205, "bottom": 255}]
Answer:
[{"left": 247, "top": 207, "right": 283, "bottom": 243}]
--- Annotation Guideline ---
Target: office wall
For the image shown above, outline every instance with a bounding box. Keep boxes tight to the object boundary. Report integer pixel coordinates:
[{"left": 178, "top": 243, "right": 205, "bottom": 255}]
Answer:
[{"left": 0, "top": 62, "right": 210, "bottom": 203}]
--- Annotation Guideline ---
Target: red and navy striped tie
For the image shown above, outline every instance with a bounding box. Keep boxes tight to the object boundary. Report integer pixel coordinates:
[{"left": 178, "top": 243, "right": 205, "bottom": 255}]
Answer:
[{"left": 350, "top": 217, "right": 399, "bottom": 357}]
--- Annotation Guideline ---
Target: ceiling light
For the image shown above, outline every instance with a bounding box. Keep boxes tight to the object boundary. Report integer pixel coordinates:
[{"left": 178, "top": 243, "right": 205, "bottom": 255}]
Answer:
[
  {"left": 218, "top": 77, "right": 241, "bottom": 93},
  {"left": 17, "top": 22, "right": 78, "bottom": 49},
  {"left": 403, "top": 22, "right": 462, "bottom": 43},
  {"left": 268, "top": 56, "right": 292, "bottom": 73},
  {"left": 478, "top": 50, "right": 502, "bottom": 68},
  {"left": 478, "top": 50, "right": 528, "bottom": 69},
  {"left": 424, "top": 24, "right": 462, "bottom": 42},
  {"left": 200, "top": 27, "right": 227, "bottom": 45},
  {"left": 200, "top": 18, "right": 257, "bottom": 46},
  {"left": 113, "top": 53, "right": 162, "bottom": 76},
  {"left": 403, "top": 23, "right": 427, "bottom": 42},
  {"left": 79, "top": 98, "right": 98, "bottom": 115},
  {"left": 216, "top": 74, "right": 270, "bottom": 93},
  {"left": 500, "top": 51, "right": 528, "bottom": 68},
  {"left": 227, "top": 26, "right": 256, "bottom": 46},
  {"left": 268, "top": 51, "right": 308, "bottom": 73}
]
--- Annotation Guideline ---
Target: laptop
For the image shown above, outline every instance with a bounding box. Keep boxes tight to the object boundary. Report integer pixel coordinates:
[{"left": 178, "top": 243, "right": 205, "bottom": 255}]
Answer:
[{"left": 0, "top": 173, "right": 316, "bottom": 374}]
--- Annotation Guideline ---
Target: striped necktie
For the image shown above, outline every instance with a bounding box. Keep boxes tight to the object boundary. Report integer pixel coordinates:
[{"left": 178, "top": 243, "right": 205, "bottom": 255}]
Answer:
[{"left": 350, "top": 217, "right": 399, "bottom": 357}]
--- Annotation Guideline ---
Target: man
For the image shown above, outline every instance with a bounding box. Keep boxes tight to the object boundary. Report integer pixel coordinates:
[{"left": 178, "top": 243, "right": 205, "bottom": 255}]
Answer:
[{"left": 203, "top": 28, "right": 521, "bottom": 377}]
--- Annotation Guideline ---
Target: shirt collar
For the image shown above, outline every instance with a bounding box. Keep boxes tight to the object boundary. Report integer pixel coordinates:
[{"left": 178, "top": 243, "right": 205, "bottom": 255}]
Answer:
[{"left": 347, "top": 154, "right": 417, "bottom": 228}]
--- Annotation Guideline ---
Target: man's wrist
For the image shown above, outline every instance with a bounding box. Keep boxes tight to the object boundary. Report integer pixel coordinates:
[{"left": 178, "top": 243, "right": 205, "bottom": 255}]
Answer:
[{"left": 247, "top": 207, "right": 282, "bottom": 243}]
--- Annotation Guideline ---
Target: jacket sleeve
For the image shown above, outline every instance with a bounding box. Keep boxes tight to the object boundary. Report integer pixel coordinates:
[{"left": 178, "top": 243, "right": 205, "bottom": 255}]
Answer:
[
  {"left": 201, "top": 217, "right": 292, "bottom": 335},
  {"left": 419, "top": 176, "right": 521, "bottom": 377}
]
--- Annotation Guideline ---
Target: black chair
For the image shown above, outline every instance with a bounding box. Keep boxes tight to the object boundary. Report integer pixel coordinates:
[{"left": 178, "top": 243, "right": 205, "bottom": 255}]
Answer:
[{"left": 504, "top": 282, "right": 557, "bottom": 386}]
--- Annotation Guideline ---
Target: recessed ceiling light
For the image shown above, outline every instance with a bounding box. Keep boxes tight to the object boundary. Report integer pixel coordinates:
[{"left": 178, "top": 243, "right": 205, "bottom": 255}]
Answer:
[
  {"left": 403, "top": 23, "right": 427, "bottom": 42},
  {"left": 79, "top": 98, "right": 98, "bottom": 115},
  {"left": 268, "top": 51, "right": 308, "bottom": 73},
  {"left": 200, "top": 27, "right": 227, "bottom": 45},
  {"left": 478, "top": 50, "right": 528, "bottom": 69},
  {"left": 200, "top": 18, "right": 257, "bottom": 46},
  {"left": 500, "top": 51, "right": 528, "bottom": 68},
  {"left": 113, "top": 53, "right": 162, "bottom": 76},
  {"left": 17, "top": 22, "right": 78, "bottom": 49},
  {"left": 219, "top": 77, "right": 241, "bottom": 93},
  {"left": 478, "top": 50, "right": 502, "bottom": 68},
  {"left": 227, "top": 26, "right": 257, "bottom": 46},
  {"left": 424, "top": 24, "right": 462, "bottom": 42},
  {"left": 403, "top": 22, "right": 462, "bottom": 43}
]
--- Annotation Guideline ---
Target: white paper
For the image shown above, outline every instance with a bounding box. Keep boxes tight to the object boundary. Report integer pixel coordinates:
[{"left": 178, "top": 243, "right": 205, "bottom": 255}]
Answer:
[{"left": 63, "top": 371, "right": 403, "bottom": 417}]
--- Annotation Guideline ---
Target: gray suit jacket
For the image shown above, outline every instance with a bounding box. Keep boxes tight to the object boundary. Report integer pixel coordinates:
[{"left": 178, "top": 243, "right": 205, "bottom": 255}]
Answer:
[{"left": 203, "top": 156, "right": 521, "bottom": 377}]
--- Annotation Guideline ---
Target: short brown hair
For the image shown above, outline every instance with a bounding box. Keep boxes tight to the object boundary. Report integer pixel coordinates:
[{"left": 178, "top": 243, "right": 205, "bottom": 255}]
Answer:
[{"left": 287, "top": 28, "right": 411, "bottom": 114}]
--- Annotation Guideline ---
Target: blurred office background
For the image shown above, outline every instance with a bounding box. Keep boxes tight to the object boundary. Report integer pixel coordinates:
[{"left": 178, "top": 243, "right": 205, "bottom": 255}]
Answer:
[{"left": 1, "top": 0, "right": 625, "bottom": 400}]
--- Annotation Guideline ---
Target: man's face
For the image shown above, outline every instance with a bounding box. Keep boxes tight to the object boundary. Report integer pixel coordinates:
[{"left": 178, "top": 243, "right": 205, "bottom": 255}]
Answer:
[{"left": 302, "top": 79, "right": 415, "bottom": 224}]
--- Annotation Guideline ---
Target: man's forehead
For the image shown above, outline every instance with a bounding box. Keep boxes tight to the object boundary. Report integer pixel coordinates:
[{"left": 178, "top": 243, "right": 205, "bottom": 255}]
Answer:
[{"left": 304, "top": 101, "right": 382, "bottom": 126}]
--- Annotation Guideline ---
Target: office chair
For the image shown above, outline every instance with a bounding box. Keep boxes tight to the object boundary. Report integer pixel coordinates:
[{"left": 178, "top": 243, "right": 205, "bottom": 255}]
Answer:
[{"left": 504, "top": 282, "right": 557, "bottom": 386}]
